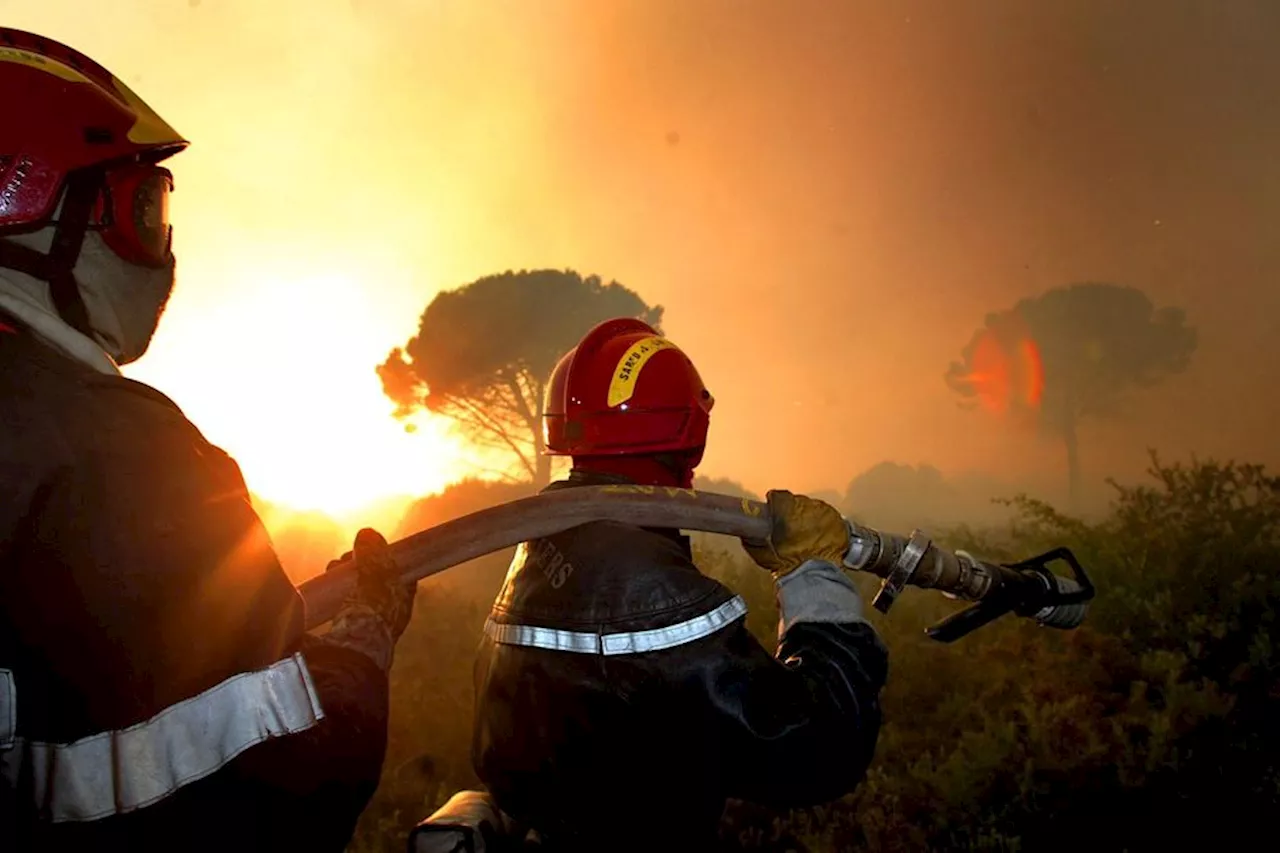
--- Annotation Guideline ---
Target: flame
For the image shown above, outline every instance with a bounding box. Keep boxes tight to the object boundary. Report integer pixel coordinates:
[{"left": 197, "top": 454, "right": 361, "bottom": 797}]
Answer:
[
  {"left": 967, "top": 331, "right": 1012, "bottom": 413},
  {"left": 1021, "top": 336, "right": 1044, "bottom": 407},
  {"left": 963, "top": 330, "right": 1044, "bottom": 415}
]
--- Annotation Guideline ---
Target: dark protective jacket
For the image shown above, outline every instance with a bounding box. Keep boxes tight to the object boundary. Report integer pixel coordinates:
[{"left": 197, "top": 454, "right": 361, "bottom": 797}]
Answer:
[
  {"left": 472, "top": 472, "right": 889, "bottom": 852},
  {"left": 0, "top": 318, "right": 389, "bottom": 852}
]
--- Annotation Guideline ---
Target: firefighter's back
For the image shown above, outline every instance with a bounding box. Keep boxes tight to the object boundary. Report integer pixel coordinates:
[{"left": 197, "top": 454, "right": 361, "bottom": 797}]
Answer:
[{"left": 473, "top": 508, "right": 744, "bottom": 852}]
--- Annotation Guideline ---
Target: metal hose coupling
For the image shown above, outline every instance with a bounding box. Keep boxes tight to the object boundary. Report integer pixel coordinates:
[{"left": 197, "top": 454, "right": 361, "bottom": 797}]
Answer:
[{"left": 839, "top": 518, "right": 1096, "bottom": 642}]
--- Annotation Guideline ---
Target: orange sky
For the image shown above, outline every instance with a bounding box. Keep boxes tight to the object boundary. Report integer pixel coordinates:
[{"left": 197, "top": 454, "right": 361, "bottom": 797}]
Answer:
[{"left": 10, "top": 0, "right": 1280, "bottom": 533}]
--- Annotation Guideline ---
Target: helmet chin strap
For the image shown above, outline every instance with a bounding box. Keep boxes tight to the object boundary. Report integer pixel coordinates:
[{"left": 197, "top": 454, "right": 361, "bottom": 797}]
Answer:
[{"left": 0, "top": 172, "right": 99, "bottom": 338}]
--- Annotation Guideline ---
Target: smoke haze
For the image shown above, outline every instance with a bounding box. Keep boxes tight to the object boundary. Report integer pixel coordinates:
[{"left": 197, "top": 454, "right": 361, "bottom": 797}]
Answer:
[{"left": 9, "top": 0, "right": 1279, "bottom": 515}]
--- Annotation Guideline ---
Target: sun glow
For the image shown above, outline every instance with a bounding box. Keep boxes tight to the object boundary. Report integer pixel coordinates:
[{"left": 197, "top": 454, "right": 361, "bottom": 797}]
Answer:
[
  {"left": 12, "top": 0, "right": 677, "bottom": 538},
  {"left": 124, "top": 263, "right": 468, "bottom": 524}
]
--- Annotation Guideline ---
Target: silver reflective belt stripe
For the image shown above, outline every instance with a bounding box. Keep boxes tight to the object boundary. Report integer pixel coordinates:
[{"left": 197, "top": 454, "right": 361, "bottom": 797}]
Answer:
[
  {"left": 0, "top": 652, "right": 324, "bottom": 824},
  {"left": 484, "top": 595, "right": 748, "bottom": 656}
]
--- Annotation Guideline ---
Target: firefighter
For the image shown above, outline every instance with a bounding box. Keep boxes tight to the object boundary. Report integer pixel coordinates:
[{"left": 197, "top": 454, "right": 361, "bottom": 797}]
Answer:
[
  {"left": 470, "top": 317, "right": 889, "bottom": 851},
  {"left": 0, "top": 30, "right": 414, "bottom": 851}
]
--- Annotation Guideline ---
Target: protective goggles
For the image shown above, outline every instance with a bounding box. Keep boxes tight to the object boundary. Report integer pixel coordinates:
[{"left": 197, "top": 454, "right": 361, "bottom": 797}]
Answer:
[{"left": 89, "top": 163, "right": 174, "bottom": 268}]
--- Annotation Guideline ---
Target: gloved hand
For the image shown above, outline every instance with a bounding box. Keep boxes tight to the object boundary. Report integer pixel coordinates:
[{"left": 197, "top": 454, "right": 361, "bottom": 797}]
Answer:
[
  {"left": 324, "top": 528, "right": 417, "bottom": 670},
  {"left": 340, "top": 528, "right": 416, "bottom": 640},
  {"left": 742, "top": 489, "right": 851, "bottom": 577}
]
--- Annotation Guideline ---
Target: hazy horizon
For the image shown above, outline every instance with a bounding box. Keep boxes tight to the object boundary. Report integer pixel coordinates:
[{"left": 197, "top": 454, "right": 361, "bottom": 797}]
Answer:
[{"left": 10, "top": 0, "right": 1278, "bottom": 542}]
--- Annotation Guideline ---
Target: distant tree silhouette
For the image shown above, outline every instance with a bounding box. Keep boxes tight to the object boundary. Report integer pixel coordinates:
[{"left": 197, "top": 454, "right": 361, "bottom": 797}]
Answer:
[
  {"left": 843, "top": 461, "right": 953, "bottom": 525},
  {"left": 692, "top": 475, "right": 761, "bottom": 501},
  {"left": 392, "top": 477, "right": 537, "bottom": 540},
  {"left": 945, "top": 283, "right": 1196, "bottom": 502},
  {"left": 378, "top": 269, "right": 662, "bottom": 487}
]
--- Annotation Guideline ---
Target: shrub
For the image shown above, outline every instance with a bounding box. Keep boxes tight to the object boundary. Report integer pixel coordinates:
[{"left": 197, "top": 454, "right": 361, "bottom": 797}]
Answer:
[{"left": 347, "top": 455, "right": 1280, "bottom": 851}]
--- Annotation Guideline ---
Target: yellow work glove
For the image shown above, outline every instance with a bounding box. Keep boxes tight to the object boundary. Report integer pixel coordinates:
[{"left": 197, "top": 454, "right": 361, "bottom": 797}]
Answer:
[
  {"left": 742, "top": 490, "right": 851, "bottom": 577},
  {"left": 323, "top": 529, "right": 417, "bottom": 671},
  {"left": 331, "top": 528, "right": 416, "bottom": 642}
]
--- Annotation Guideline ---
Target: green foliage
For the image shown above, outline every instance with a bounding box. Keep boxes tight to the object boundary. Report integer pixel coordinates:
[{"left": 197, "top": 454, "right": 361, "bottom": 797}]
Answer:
[
  {"left": 376, "top": 269, "right": 662, "bottom": 485},
  {"left": 347, "top": 454, "right": 1279, "bottom": 851}
]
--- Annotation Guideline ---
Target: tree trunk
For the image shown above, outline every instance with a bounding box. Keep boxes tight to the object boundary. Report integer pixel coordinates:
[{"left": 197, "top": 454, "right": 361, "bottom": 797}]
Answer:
[
  {"left": 533, "top": 434, "right": 551, "bottom": 488},
  {"left": 529, "top": 377, "right": 551, "bottom": 489},
  {"left": 505, "top": 372, "right": 551, "bottom": 488},
  {"left": 1063, "top": 412, "right": 1081, "bottom": 508}
]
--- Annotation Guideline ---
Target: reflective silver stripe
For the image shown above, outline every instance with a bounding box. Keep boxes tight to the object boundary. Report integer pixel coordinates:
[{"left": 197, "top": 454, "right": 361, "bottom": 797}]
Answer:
[
  {"left": 2, "top": 652, "right": 324, "bottom": 823},
  {"left": 0, "top": 669, "right": 15, "bottom": 749},
  {"left": 485, "top": 621, "right": 602, "bottom": 654},
  {"left": 485, "top": 595, "right": 748, "bottom": 656}
]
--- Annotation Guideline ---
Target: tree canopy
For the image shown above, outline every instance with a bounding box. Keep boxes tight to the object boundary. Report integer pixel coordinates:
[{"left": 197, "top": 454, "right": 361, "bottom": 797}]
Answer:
[
  {"left": 378, "top": 269, "right": 663, "bottom": 485},
  {"left": 945, "top": 282, "right": 1196, "bottom": 501}
]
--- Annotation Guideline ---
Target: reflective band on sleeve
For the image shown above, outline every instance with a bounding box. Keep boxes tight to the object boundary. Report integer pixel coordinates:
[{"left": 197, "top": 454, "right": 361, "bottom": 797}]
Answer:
[
  {"left": 0, "top": 669, "right": 15, "bottom": 749},
  {"left": 5, "top": 652, "right": 324, "bottom": 824},
  {"left": 484, "top": 595, "right": 748, "bottom": 656}
]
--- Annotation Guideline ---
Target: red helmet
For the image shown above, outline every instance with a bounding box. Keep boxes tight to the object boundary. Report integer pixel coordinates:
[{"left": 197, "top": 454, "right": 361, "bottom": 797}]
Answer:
[
  {"left": 1, "top": 30, "right": 187, "bottom": 329},
  {"left": 1, "top": 30, "right": 186, "bottom": 230},
  {"left": 543, "top": 318, "right": 714, "bottom": 457}
]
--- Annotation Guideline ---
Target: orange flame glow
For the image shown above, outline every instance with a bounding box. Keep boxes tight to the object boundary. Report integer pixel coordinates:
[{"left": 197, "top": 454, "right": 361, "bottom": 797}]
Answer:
[
  {"left": 963, "top": 330, "right": 1044, "bottom": 415},
  {"left": 969, "top": 332, "right": 1012, "bottom": 413},
  {"left": 1021, "top": 337, "right": 1044, "bottom": 407}
]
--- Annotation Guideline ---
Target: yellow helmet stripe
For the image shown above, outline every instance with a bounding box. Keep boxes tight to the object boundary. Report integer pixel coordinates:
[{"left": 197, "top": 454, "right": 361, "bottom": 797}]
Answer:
[
  {"left": 0, "top": 46, "right": 91, "bottom": 83},
  {"left": 110, "top": 76, "right": 185, "bottom": 146},
  {"left": 607, "top": 336, "right": 679, "bottom": 408},
  {"left": 0, "top": 46, "right": 184, "bottom": 148}
]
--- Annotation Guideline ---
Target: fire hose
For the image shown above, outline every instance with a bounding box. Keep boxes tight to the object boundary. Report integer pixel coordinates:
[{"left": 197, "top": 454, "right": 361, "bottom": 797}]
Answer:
[{"left": 299, "top": 486, "right": 1095, "bottom": 642}]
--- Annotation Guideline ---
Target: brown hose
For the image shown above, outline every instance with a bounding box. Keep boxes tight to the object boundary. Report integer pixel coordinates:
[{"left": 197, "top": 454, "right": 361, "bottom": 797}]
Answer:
[
  {"left": 300, "top": 486, "right": 766, "bottom": 629},
  {"left": 298, "top": 485, "right": 1007, "bottom": 630}
]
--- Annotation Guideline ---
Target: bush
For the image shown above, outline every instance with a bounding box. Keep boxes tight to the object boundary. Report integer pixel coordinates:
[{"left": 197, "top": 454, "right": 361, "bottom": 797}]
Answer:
[
  {"left": 719, "top": 453, "right": 1280, "bottom": 851},
  {"left": 347, "top": 454, "right": 1280, "bottom": 851}
]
